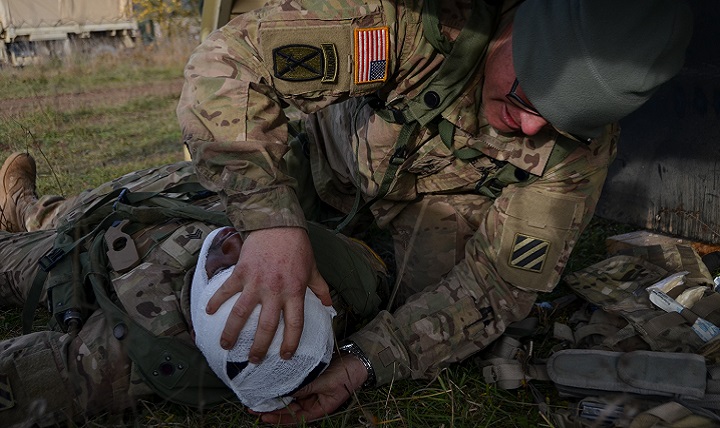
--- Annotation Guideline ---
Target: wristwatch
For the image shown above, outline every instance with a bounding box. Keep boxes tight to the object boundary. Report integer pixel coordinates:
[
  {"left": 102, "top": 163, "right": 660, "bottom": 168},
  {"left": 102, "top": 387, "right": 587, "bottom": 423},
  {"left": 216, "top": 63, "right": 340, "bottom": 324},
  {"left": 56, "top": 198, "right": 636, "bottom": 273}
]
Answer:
[{"left": 338, "top": 341, "right": 377, "bottom": 389}]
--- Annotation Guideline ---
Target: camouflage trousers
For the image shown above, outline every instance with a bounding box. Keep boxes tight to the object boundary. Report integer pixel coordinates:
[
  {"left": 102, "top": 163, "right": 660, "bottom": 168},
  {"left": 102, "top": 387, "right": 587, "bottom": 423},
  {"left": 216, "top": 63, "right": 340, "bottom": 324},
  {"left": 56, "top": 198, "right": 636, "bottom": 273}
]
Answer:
[{"left": 0, "top": 163, "right": 208, "bottom": 427}]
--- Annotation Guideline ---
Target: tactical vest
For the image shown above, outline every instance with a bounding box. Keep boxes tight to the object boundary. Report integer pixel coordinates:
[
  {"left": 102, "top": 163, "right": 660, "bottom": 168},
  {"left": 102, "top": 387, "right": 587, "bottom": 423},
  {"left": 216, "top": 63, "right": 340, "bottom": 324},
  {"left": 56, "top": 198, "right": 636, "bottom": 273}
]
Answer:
[
  {"left": 478, "top": 243, "right": 720, "bottom": 427},
  {"left": 25, "top": 184, "right": 385, "bottom": 408},
  {"left": 337, "top": 0, "right": 581, "bottom": 231}
]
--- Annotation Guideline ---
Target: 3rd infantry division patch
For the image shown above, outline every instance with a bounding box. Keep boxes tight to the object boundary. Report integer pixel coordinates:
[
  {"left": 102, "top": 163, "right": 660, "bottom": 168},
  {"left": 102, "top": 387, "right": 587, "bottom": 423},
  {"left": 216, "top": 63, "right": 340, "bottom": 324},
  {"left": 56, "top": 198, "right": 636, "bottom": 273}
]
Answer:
[{"left": 509, "top": 233, "right": 550, "bottom": 273}]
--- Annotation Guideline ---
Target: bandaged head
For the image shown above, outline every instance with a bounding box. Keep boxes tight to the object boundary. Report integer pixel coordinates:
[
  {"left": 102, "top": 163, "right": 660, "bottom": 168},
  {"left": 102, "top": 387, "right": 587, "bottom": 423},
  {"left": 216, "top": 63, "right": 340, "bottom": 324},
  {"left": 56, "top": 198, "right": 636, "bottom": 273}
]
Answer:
[{"left": 190, "top": 227, "right": 336, "bottom": 412}]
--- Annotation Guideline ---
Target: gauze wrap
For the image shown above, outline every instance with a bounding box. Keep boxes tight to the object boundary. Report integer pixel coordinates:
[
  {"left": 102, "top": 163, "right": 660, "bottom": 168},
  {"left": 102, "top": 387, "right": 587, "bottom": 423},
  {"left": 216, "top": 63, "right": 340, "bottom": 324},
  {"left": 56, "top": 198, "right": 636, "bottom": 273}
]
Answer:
[{"left": 191, "top": 227, "right": 336, "bottom": 412}]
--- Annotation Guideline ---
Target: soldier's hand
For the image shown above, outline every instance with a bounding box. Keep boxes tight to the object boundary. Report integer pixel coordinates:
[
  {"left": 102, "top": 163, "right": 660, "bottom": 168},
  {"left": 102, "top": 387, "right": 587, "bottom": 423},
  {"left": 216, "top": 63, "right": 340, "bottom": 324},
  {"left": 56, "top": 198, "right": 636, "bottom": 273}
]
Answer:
[
  {"left": 205, "top": 226, "right": 332, "bottom": 362},
  {"left": 254, "top": 353, "right": 368, "bottom": 424}
]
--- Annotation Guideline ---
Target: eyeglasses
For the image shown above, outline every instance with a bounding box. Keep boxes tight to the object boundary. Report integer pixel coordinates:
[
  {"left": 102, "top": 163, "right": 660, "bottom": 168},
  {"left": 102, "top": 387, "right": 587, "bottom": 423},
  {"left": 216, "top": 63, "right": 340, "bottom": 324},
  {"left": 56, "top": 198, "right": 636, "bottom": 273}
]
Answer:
[
  {"left": 506, "top": 78, "right": 592, "bottom": 144},
  {"left": 506, "top": 78, "right": 541, "bottom": 116}
]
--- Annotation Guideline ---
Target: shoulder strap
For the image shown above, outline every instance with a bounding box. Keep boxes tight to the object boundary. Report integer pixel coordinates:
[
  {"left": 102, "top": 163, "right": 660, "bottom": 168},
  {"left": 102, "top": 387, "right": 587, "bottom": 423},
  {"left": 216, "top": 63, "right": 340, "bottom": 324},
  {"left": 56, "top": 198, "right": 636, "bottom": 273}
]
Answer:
[
  {"left": 87, "top": 232, "right": 236, "bottom": 407},
  {"left": 406, "top": 0, "right": 500, "bottom": 126},
  {"left": 474, "top": 134, "right": 580, "bottom": 198}
]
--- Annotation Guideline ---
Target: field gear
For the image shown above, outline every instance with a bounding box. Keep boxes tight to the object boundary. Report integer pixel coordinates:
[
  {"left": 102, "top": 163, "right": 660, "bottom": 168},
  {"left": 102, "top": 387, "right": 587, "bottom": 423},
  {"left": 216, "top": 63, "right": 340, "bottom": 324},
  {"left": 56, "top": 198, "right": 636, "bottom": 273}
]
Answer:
[
  {"left": 513, "top": 0, "right": 693, "bottom": 139},
  {"left": 480, "top": 242, "right": 720, "bottom": 427},
  {"left": 191, "top": 227, "right": 336, "bottom": 412},
  {"left": 0, "top": 152, "right": 37, "bottom": 232},
  {"left": 334, "top": 0, "right": 500, "bottom": 231},
  {"left": 1, "top": 159, "right": 386, "bottom": 426},
  {"left": 23, "top": 187, "right": 384, "bottom": 408}
]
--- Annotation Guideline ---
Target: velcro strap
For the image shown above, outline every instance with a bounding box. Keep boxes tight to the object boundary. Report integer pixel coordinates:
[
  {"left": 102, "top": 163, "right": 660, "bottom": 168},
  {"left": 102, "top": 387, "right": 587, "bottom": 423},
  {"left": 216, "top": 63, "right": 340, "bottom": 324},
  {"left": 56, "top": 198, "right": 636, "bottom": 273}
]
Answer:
[
  {"left": 629, "top": 402, "right": 694, "bottom": 427},
  {"left": 485, "top": 335, "right": 524, "bottom": 360},
  {"left": 574, "top": 323, "right": 623, "bottom": 345},
  {"left": 553, "top": 322, "right": 575, "bottom": 343},
  {"left": 691, "top": 292, "right": 720, "bottom": 318},
  {"left": 481, "top": 358, "right": 549, "bottom": 390},
  {"left": 642, "top": 311, "right": 688, "bottom": 337}
]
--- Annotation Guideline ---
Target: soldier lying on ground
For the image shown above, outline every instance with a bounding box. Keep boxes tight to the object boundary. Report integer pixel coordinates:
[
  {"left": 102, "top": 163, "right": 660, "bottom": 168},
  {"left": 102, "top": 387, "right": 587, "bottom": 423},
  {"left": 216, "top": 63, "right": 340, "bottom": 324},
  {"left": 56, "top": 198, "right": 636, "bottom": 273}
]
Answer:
[
  {"left": 177, "top": 0, "right": 694, "bottom": 423},
  {"left": 0, "top": 152, "right": 387, "bottom": 427}
]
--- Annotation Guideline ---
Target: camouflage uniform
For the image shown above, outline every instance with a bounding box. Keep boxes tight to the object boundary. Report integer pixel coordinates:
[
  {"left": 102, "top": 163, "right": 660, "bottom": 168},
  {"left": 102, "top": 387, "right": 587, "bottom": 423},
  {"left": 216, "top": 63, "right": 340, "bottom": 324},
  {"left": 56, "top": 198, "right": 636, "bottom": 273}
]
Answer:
[
  {"left": 177, "top": 0, "right": 619, "bottom": 386},
  {"left": 0, "top": 160, "right": 385, "bottom": 427},
  {"left": 0, "top": 163, "right": 224, "bottom": 427}
]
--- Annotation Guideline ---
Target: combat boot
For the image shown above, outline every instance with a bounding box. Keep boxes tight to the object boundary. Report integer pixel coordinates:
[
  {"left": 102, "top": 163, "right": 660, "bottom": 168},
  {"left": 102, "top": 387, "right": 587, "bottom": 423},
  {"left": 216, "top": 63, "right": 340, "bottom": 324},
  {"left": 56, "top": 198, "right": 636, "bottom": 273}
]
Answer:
[{"left": 0, "top": 152, "right": 38, "bottom": 232}]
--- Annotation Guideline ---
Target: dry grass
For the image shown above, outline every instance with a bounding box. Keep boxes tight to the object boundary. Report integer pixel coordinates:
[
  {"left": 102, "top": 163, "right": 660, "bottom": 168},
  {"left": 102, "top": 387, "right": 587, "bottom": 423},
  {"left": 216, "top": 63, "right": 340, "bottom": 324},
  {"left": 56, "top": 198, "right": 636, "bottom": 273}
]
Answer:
[{"left": 0, "top": 36, "right": 195, "bottom": 99}]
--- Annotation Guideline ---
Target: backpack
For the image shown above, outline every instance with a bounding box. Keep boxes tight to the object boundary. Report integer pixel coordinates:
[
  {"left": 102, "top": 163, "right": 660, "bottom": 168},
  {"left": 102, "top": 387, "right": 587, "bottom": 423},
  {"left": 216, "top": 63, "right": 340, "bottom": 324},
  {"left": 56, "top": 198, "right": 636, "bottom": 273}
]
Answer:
[{"left": 479, "top": 240, "right": 720, "bottom": 427}]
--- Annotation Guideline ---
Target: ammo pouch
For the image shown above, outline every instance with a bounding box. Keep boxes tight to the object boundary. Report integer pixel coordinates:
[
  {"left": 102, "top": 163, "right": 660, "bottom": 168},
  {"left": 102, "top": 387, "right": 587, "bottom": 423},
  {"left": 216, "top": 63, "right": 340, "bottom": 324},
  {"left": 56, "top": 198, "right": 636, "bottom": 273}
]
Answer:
[
  {"left": 547, "top": 349, "right": 707, "bottom": 401},
  {"left": 547, "top": 349, "right": 720, "bottom": 427}
]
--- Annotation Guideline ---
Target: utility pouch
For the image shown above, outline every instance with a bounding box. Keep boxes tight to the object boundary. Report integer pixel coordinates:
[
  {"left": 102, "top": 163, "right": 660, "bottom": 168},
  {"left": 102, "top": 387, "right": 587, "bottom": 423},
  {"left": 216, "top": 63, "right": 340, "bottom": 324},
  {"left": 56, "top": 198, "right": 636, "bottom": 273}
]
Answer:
[
  {"left": 46, "top": 252, "right": 96, "bottom": 332},
  {"left": 547, "top": 349, "right": 707, "bottom": 400}
]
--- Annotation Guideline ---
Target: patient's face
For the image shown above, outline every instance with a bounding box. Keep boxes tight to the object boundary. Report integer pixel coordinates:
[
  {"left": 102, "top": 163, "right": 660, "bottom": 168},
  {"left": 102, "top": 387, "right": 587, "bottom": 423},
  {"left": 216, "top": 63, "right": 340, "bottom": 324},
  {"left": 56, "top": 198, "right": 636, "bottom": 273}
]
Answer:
[{"left": 205, "top": 227, "right": 242, "bottom": 278}]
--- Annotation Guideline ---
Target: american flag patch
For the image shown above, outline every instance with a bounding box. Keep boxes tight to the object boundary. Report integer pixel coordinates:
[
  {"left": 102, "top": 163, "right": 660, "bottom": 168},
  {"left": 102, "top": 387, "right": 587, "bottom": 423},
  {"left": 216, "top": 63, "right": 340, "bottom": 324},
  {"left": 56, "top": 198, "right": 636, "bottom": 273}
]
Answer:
[{"left": 354, "top": 27, "right": 389, "bottom": 84}]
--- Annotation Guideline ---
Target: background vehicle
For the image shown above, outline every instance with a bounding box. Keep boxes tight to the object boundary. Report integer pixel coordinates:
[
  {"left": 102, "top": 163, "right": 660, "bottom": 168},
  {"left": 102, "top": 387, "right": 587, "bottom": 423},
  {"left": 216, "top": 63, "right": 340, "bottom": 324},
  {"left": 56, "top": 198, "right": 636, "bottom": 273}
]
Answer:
[
  {"left": 200, "top": 0, "right": 720, "bottom": 244},
  {"left": 0, "top": 0, "right": 138, "bottom": 66}
]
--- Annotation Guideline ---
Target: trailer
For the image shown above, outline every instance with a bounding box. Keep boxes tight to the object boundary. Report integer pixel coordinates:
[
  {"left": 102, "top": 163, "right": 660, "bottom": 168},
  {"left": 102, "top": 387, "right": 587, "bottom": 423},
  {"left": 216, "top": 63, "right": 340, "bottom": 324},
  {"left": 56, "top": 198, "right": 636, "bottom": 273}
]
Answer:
[{"left": 0, "top": 0, "right": 138, "bottom": 66}]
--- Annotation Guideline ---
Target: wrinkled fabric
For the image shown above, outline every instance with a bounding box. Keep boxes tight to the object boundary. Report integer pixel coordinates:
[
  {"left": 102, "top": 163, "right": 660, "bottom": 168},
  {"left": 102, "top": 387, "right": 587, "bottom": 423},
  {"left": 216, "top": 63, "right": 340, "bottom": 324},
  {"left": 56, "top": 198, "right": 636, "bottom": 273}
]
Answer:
[
  {"left": 0, "top": 163, "right": 223, "bottom": 426},
  {"left": 0, "top": 160, "right": 386, "bottom": 426},
  {"left": 177, "top": 0, "right": 620, "bottom": 387}
]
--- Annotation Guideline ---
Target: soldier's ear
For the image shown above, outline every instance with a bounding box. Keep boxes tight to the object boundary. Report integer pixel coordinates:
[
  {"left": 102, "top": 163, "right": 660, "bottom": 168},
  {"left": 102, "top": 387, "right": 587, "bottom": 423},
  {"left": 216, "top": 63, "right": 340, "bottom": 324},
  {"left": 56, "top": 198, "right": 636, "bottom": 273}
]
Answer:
[{"left": 220, "top": 233, "right": 242, "bottom": 257}]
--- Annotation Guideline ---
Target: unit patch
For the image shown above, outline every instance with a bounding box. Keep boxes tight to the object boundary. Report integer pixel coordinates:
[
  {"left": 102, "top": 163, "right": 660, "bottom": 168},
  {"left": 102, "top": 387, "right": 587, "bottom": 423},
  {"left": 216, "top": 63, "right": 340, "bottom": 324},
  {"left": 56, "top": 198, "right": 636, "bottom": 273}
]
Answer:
[
  {"left": 320, "top": 43, "right": 338, "bottom": 83},
  {"left": 354, "top": 27, "right": 388, "bottom": 84},
  {"left": 273, "top": 43, "right": 338, "bottom": 83},
  {"left": 0, "top": 374, "right": 14, "bottom": 411},
  {"left": 509, "top": 233, "right": 550, "bottom": 273}
]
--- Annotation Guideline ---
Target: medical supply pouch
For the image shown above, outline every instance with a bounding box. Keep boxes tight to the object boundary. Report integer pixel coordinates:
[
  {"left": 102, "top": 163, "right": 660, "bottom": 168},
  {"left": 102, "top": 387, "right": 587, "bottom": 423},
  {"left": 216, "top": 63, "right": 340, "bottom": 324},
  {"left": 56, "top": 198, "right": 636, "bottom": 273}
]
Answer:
[{"left": 481, "top": 242, "right": 720, "bottom": 426}]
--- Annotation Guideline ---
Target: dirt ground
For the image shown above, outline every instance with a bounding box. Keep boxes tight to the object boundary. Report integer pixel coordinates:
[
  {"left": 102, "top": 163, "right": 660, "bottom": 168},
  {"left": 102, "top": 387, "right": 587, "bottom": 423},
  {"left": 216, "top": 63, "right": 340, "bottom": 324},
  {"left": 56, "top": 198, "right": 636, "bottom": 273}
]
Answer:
[{"left": 0, "top": 78, "right": 184, "bottom": 117}]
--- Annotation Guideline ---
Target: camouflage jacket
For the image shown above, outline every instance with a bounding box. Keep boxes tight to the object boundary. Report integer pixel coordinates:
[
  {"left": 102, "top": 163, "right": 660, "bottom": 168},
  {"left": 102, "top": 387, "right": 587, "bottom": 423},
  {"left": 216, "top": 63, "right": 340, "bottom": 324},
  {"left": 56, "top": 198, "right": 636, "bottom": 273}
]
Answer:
[
  {"left": 177, "top": 0, "right": 618, "bottom": 386},
  {"left": 66, "top": 163, "right": 225, "bottom": 398},
  {"left": 177, "top": 0, "right": 565, "bottom": 230}
]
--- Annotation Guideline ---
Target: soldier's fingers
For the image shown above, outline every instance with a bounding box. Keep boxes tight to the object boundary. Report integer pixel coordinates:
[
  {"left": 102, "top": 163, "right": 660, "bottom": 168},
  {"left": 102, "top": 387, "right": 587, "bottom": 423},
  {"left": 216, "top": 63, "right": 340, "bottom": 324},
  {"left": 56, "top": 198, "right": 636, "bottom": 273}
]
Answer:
[
  {"left": 248, "top": 303, "right": 281, "bottom": 363},
  {"left": 280, "top": 297, "right": 304, "bottom": 360},
  {"left": 206, "top": 268, "right": 245, "bottom": 314},
  {"left": 307, "top": 269, "right": 332, "bottom": 306},
  {"left": 260, "top": 398, "right": 321, "bottom": 425},
  {"left": 219, "top": 291, "right": 257, "bottom": 349}
]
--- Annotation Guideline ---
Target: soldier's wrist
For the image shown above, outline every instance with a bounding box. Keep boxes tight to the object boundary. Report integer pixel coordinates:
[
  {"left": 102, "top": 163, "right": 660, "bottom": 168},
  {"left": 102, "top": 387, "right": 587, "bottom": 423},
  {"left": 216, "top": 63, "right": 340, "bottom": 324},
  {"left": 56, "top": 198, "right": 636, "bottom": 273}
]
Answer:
[{"left": 338, "top": 341, "right": 376, "bottom": 389}]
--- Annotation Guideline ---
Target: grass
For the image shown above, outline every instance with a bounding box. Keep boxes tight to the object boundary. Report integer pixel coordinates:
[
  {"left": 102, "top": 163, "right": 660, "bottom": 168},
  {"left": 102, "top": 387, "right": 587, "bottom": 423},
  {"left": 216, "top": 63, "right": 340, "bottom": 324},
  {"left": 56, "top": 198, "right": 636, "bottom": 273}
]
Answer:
[
  {"left": 0, "top": 38, "right": 192, "bottom": 99},
  {"left": 0, "top": 35, "right": 638, "bottom": 428},
  {"left": 2, "top": 95, "right": 185, "bottom": 197}
]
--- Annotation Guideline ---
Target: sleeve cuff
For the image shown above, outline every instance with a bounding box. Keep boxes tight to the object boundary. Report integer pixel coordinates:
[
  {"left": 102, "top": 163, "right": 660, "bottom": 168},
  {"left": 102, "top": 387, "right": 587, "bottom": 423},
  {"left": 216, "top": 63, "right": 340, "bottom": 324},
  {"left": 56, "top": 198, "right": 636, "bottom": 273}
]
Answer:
[
  {"left": 224, "top": 186, "right": 307, "bottom": 232},
  {"left": 348, "top": 311, "right": 413, "bottom": 386}
]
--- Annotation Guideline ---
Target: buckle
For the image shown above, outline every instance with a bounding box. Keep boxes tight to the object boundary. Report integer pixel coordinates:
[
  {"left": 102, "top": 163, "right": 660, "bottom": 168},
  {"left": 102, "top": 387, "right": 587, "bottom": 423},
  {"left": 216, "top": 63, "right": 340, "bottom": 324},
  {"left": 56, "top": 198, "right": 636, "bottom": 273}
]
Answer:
[
  {"left": 39, "top": 248, "right": 66, "bottom": 272},
  {"left": 112, "top": 188, "right": 129, "bottom": 211},
  {"left": 390, "top": 108, "right": 406, "bottom": 124},
  {"left": 390, "top": 147, "right": 407, "bottom": 166}
]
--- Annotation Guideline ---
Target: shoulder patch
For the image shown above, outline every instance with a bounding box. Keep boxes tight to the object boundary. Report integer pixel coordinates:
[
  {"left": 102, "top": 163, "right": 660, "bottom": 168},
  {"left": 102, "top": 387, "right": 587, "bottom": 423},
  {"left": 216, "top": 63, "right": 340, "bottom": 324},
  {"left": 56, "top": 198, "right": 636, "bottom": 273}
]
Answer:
[
  {"left": 273, "top": 44, "right": 338, "bottom": 83},
  {"left": 509, "top": 233, "right": 550, "bottom": 273},
  {"left": 259, "top": 23, "right": 353, "bottom": 95},
  {"left": 354, "top": 27, "right": 388, "bottom": 84}
]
